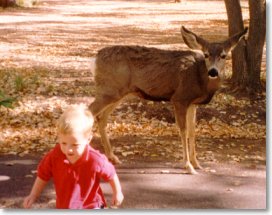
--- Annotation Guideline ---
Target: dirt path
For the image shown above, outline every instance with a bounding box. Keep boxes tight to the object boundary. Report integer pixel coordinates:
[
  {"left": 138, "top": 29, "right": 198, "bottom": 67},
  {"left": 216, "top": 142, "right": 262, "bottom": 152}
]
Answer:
[{"left": 0, "top": 0, "right": 266, "bottom": 209}]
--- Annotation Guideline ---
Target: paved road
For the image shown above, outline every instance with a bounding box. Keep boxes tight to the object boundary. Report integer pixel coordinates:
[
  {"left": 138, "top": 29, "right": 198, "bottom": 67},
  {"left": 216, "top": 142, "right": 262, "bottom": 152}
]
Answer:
[{"left": 0, "top": 155, "right": 266, "bottom": 209}]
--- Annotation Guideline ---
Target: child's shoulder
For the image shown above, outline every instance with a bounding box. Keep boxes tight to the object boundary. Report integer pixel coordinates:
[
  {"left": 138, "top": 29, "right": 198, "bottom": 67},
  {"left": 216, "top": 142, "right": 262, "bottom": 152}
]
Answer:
[
  {"left": 86, "top": 145, "right": 109, "bottom": 162},
  {"left": 50, "top": 144, "right": 63, "bottom": 155},
  {"left": 85, "top": 146, "right": 115, "bottom": 173},
  {"left": 38, "top": 144, "right": 64, "bottom": 166},
  {"left": 43, "top": 144, "right": 64, "bottom": 160}
]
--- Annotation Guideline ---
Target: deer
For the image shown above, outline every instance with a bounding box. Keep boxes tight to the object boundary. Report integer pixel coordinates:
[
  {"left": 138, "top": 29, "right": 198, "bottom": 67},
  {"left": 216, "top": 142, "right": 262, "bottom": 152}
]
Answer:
[{"left": 89, "top": 26, "right": 248, "bottom": 174}]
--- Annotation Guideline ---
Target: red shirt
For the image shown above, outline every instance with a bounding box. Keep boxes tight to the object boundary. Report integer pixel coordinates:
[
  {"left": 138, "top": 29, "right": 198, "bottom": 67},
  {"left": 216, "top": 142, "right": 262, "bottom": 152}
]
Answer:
[{"left": 37, "top": 144, "right": 116, "bottom": 209}]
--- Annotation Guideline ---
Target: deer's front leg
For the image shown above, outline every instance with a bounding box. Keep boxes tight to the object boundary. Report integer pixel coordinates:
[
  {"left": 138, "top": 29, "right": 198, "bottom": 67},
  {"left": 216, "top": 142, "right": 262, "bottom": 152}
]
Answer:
[
  {"left": 186, "top": 105, "right": 202, "bottom": 169},
  {"left": 174, "top": 103, "right": 197, "bottom": 174},
  {"left": 96, "top": 111, "right": 121, "bottom": 164},
  {"left": 91, "top": 99, "right": 122, "bottom": 164}
]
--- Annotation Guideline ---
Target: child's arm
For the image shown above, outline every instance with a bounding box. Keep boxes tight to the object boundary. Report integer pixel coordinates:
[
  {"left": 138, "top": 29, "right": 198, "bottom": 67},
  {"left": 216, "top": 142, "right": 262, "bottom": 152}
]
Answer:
[
  {"left": 109, "top": 173, "right": 124, "bottom": 207},
  {"left": 23, "top": 177, "right": 48, "bottom": 208}
]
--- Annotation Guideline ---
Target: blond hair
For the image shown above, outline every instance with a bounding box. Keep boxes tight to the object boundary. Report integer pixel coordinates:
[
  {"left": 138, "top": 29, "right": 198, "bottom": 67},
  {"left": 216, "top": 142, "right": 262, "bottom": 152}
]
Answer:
[{"left": 57, "top": 104, "right": 94, "bottom": 136}]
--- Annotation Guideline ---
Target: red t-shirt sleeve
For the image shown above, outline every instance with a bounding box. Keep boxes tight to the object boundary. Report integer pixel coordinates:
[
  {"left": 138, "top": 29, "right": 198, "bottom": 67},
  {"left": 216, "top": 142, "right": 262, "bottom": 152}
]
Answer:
[
  {"left": 37, "top": 151, "right": 53, "bottom": 181},
  {"left": 98, "top": 154, "right": 116, "bottom": 182}
]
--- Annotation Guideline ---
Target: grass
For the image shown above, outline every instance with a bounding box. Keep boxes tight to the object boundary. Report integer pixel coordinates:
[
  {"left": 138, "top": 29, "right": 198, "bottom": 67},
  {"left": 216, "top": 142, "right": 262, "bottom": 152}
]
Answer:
[{"left": 0, "top": 90, "right": 16, "bottom": 108}]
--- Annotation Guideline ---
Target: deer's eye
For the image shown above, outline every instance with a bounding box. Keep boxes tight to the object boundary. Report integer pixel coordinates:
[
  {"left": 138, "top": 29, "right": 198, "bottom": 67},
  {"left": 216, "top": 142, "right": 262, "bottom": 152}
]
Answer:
[
  {"left": 204, "top": 53, "right": 209, "bottom": 58},
  {"left": 220, "top": 54, "right": 227, "bottom": 59}
]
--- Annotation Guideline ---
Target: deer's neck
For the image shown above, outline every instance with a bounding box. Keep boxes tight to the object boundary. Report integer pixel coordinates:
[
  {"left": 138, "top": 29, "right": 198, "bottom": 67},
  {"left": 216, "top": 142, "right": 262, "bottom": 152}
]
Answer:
[{"left": 192, "top": 78, "right": 221, "bottom": 105}]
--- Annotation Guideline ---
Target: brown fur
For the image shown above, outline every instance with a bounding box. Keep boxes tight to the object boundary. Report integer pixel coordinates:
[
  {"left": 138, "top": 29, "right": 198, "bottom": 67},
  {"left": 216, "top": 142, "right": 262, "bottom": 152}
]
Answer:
[{"left": 95, "top": 46, "right": 209, "bottom": 104}]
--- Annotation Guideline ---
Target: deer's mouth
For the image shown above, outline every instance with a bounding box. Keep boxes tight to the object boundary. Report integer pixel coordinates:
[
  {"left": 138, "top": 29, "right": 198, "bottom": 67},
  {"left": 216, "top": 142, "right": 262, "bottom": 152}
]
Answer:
[{"left": 208, "top": 76, "right": 219, "bottom": 80}]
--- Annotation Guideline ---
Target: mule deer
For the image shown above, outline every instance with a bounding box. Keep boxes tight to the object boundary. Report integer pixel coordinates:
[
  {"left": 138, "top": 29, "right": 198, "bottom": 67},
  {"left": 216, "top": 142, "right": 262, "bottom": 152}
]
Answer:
[{"left": 90, "top": 26, "right": 248, "bottom": 174}]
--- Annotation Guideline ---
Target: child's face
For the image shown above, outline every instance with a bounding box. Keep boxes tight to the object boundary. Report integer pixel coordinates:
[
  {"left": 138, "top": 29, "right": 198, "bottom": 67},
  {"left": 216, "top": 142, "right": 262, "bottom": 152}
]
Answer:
[{"left": 58, "top": 132, "right": 90, "bottom": 164}]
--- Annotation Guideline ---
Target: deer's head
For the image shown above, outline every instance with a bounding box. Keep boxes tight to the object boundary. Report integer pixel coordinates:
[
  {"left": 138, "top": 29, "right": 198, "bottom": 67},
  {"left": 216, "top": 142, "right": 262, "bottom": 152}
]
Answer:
[{"left": 181, "top": 26, "right": 248, "bottom": 80}]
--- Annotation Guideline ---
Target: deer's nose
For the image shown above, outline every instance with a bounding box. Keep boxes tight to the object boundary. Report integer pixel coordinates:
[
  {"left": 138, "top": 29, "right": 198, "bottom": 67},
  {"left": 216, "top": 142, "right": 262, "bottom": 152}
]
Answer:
[{"left": 208, "top": 68, "right": 219, "bottom": 78}]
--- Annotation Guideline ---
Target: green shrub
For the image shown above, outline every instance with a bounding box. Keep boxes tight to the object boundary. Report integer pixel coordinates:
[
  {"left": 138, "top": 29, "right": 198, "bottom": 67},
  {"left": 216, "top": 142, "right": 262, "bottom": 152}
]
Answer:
[{"left": 0, "top": 90, "right": 16, "bottom": 108}]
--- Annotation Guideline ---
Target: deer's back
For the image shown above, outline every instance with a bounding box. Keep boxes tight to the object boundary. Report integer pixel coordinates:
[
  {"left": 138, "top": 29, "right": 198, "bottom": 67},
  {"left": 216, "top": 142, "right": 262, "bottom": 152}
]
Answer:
[{"left": 95, "top": 45, "right": 207, "bottom": 102}]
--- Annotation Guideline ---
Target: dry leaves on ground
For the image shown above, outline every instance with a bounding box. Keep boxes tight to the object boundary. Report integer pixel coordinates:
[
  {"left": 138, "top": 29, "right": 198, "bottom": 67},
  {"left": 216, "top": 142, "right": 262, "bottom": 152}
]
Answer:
[{"left": 0, "top": 0, "right": 266, "bottom": 164}]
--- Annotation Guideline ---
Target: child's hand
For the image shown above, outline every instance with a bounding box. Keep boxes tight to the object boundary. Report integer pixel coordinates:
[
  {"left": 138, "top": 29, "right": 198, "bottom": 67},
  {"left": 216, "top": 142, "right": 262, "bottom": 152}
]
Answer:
[
  {"left": 23, "top": 195, "right": 36, "bottom": 208},
  {"left": 111, "top": 191, "right": 124, "bottom": 208},
  {"left": 23, "top": 177, "right": 47, "bottom": 208}
]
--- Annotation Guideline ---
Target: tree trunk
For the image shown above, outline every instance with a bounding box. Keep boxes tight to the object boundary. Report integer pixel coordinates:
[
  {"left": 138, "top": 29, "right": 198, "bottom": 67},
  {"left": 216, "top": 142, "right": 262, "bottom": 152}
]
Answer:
[
  {"left": 246, "top": 0, "right": 266, "bottom": 94},
  {"left": 224, "top": 0, "right": 247, "bottom": 91},
  {"left": 224, "top": 0, "right": 266, "bottom": 97},
  {"left": 0, "top": 0, "right": 8, "bottom": 7},
  {"left": 0, "top": 0, "right": 16, "bottom": 7}
]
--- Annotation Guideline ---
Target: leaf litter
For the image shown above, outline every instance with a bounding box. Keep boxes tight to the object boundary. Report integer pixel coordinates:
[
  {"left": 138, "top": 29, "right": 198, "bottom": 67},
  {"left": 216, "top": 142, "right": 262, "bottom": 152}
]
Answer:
[{"left": 0, "top": 0, "right": 266, "bottom": 167}]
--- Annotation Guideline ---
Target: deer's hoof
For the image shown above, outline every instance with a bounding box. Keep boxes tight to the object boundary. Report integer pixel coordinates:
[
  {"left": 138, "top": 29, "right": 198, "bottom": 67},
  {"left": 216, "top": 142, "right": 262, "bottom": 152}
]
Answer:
[
  {"left": 183, "top": 161, "right": 198, "bottom": 175},
  {"left": 187, "top": 166, "right": 198, "bottom": 175},
  {"left": 191, "top": 160, "right": 203, "bottom": 170}
]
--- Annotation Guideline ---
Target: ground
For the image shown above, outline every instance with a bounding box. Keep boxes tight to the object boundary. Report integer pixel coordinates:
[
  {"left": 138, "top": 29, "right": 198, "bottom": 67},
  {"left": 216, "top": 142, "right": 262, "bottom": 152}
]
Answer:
[{"left": 0, "top": 0, "right": 266, "bottom": 209}]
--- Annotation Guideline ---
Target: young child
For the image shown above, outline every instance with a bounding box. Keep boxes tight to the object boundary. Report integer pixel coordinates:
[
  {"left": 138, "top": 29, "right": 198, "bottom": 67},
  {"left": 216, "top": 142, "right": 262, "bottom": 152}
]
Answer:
[{"left": 23, "top": 104, "right": 124, "bottom": 209}]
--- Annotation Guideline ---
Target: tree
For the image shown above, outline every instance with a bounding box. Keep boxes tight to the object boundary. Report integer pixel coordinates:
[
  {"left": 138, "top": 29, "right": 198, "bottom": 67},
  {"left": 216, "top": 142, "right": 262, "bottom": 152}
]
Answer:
[
  {"left": 224, "top": 0, "right": 266, "bottom": 97},
  {"left": 247, "top": 0, "right": 266, "bottom": 93},
  {"left": 0, "top": 0, "right": 8, "bottom": 7},
  {"left": 0, "top": 0, "right": 16, "bottom": 7}
]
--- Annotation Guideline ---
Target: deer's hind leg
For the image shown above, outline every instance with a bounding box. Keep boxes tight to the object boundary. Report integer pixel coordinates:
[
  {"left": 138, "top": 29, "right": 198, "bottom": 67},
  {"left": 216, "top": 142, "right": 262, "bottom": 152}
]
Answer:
[{"left": 90, "top": 96, "right": 122, "bottom": 164}]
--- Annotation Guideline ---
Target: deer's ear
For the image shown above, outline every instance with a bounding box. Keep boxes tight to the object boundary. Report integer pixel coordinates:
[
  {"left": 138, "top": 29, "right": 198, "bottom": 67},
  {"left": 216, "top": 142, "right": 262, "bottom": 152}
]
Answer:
[
  {"left": 224, "top": 27, "right": 248, "bottom": 52},
  {"left": 181, "top": 26, "right": 208, "bottom": 51}
]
